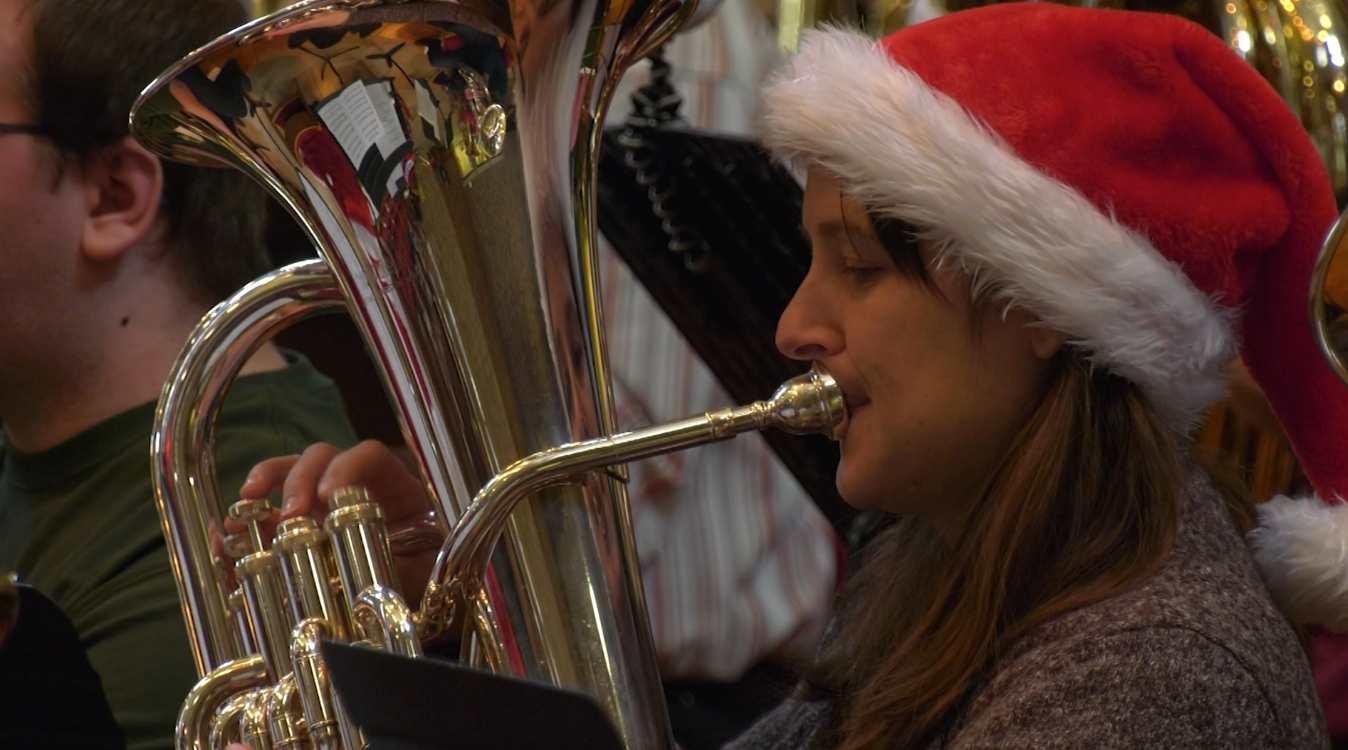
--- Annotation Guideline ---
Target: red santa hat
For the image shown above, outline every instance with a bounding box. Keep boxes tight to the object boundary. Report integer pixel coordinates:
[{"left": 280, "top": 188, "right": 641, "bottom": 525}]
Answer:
[{"left": 760, "top": 3, "right": 1348, "bottom": 630}]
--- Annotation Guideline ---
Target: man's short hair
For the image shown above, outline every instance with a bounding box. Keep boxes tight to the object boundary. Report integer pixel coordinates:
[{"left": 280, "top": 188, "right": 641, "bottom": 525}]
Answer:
[{"left": 26, "top": 0, "right": 272, "bottom": 305}]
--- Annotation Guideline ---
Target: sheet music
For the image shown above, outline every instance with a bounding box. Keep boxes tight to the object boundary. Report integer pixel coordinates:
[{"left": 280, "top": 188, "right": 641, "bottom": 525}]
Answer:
[
  {"left": 365, "top": 80, "right": 405, "bottom": 159},
  {"left": 316, "top": 78, "right": 411, "bottom": 199},
  {"left": 317, "top": 86, "right": 366, "bottom": 167},
  {"left": 318, "top": 79, "right": 407, "bottom": 166}
]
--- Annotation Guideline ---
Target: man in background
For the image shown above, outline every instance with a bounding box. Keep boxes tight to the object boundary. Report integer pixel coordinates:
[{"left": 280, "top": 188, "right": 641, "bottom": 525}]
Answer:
[{"left": 0, "top": 1, "right": 357, "bottom": 748}]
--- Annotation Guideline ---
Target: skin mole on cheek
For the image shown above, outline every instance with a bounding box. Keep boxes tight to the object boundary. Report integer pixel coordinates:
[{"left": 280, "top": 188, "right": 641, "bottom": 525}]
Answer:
[{"left": 121, "top": 317, "right": 130, "bottom": 327}]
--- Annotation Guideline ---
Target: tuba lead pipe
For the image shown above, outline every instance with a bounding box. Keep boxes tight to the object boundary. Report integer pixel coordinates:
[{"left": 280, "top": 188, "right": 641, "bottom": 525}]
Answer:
[{"left": 421, "top": 366, "right": 846, "bottom": 635}]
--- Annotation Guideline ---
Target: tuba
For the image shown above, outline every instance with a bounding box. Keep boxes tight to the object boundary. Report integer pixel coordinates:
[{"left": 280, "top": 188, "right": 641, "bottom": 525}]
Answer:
[{"left": 129, "top": 1, "right": 844, "bottom": 748}]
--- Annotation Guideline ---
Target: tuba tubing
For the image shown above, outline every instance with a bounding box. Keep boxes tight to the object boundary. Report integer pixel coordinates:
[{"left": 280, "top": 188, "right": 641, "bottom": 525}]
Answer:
[
  {"left": 178, "top": 655, "right": 267, "bottom": 750},
  {"left": 154, "top": 258, "right": 846, "bottom": 749},
  {"left": 419, "top": 366, "right": 846, "bottom": 642},
  {"left": 151, "top": 259, "right": 345, "bottom": 677},
  {"left": 133, "top": 1, "right": 845, "bottom": 746},
  {"left": 132, "top": 6, "right": 690, "bottom": 744}
]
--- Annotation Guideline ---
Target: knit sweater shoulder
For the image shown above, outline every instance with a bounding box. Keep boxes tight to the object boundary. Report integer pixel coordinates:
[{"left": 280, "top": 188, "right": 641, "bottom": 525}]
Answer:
[{"left": 725, "top": 467, "right": 1328, "bottom": 749}]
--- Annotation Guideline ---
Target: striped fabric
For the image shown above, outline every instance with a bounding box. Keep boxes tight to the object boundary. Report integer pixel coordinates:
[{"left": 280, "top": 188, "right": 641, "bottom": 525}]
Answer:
[
  {"left": 609, "top": 0, "right": 780, "bottom": 135},
  {"left": 600, "top": 0, "right": 838, "bottom": 681},
  {"left": 601, "top": 249, "right": 839, "bottom": 681}
]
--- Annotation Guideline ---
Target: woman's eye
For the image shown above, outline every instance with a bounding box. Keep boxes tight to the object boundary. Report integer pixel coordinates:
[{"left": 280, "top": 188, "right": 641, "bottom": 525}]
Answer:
[{"left": 843, "top": 264, "right": 882, "bottom": 284}]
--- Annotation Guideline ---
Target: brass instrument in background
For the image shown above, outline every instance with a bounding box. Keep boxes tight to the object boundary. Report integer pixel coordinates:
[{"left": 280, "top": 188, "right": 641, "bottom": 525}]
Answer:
[
  {"left": 1313, "top": 205, "right": 1348, "bottom": 385},
  {"left": 129, "top": 1, "right": 846, "bottom": 748}
]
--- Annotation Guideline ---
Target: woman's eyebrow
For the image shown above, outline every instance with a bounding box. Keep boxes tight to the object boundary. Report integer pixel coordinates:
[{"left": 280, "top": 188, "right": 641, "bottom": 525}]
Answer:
[{"left": 806, "top": 219, "right": 849, "bottom": 242}]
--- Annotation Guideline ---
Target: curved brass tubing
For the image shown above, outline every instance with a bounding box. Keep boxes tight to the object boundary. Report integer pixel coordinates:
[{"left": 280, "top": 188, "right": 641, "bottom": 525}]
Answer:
[
  {"left": 417, "top": 366, "right": 847, "bottom": 640},
  {"left": 152, "top": 259, "right": 345, "bottom": 676},
  {"left": 177, "top": 656, "right": 267, "bottom": 750}
]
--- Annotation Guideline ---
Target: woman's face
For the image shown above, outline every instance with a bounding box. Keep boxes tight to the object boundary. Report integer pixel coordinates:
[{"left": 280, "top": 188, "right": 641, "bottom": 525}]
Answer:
[{"left": 777, "top": 169, "right": 1062, "bottom": 534}]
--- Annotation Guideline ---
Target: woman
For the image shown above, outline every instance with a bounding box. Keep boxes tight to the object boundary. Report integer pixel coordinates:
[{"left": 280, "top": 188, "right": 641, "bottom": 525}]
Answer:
[
  {"left": 724, "top": 3, "right": 1343, "bottom": 747},
  {"left": 248, "top": 4, "right": 1348, "bottom": 748}
]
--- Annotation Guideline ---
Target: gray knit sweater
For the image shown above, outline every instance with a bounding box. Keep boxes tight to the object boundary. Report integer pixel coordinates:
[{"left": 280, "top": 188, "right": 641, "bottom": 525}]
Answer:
[{"left": 727, "top": 468, "right": 1328, "bottom": 749}]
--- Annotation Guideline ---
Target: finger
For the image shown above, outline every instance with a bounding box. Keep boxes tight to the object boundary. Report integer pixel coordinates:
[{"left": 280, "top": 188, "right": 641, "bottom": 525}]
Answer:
[
  {"left": 239, "top": 455, "right": 300, "bottom": 500},
  {"left": 317, "top": 440, "right": 430, "bottom": 522},
  {"left": 281, "top": 443, "right": 344, "bottom": 518}
]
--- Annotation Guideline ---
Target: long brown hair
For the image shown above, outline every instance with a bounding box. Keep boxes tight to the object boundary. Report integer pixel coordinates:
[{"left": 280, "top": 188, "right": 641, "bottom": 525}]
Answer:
[{"left": 809, "top": 214, "right": 1256, "bottom": 749}]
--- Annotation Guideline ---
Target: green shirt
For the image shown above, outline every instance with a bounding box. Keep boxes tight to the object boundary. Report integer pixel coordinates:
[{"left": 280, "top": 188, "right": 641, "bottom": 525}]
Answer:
[{"left": 0, "top": 354, "right": 358, "bottom": 750}]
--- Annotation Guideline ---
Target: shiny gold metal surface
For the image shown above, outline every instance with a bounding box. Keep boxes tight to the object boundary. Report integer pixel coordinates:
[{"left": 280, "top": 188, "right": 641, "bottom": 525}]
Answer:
[
  {"left": 249, "top": 0, "right": 301, "bottom": 16},
  {"left": 135, "top": 1, "right": 683, "bottom": 709},
  {"left": 145, "top": 257, "right": 844, "bottom": 749},
  {"left": 129, "top": 2, "right": 853, "bottom": 746},
  {"left": 1313, "top": 205, "right": 1348, "bottom": 384},
  {"left": 275, "top": 518, "right": 352, "bottom": 641},
  {"left": 132, "top": 0, "right": 695, "bottom": 739},
  {"left": 417, "top": 365, "right": 847, "bottom": 643},
  {"left": 235, "top": 549, "right": 293, "bottom": 684}
]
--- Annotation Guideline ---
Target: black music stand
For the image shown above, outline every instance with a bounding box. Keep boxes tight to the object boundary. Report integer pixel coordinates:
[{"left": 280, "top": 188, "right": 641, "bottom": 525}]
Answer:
[{"left": 322, "top": 641, "right": 627, "bottom": 750}]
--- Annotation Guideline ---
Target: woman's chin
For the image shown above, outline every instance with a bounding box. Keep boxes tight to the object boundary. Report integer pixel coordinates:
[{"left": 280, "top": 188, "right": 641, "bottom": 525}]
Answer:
[{"left": 835, "top": 464, "right": 886, "bottom": 511}]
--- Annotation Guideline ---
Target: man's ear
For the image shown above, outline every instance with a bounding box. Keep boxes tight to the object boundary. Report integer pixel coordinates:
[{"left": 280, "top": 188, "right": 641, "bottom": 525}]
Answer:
[{"left": 79, "top": 137, "right": 163, "bottom": 263}]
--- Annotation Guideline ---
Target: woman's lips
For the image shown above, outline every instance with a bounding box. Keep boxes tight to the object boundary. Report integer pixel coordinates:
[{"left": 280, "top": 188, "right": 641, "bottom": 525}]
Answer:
[
  {"left": 843, "top": 391, "right": 869, "bottom": 413},
  {"left": 839, "top": 392, "right": 867, "bottom": 439}
]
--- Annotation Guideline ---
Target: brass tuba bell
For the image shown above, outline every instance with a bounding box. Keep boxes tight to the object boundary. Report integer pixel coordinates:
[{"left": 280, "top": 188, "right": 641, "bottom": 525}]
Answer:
[{"left": 129, "top": 0, "right": 847, "bottom": 748}]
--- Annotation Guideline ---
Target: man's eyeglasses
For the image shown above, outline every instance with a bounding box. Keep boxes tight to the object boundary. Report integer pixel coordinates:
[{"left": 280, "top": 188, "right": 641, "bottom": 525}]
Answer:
[{"left": 0, "top": 123, "right": 45, "bottom": 137}]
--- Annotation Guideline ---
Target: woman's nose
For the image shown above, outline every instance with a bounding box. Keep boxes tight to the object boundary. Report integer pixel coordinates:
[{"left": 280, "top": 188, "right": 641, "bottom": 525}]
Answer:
[{"left": 776, "top": 282, "right": 842, "bottom": 361}]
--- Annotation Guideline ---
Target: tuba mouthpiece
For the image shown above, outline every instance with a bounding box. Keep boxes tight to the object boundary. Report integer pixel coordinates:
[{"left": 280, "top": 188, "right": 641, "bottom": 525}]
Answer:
[{"left": 763, "top": 364, "right": 848, "bottom": 439}]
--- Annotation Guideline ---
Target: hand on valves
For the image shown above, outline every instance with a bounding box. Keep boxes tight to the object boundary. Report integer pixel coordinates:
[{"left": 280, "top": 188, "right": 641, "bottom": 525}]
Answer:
[{"left": 232, "top": 440, "right": 438, "bottom": 605}]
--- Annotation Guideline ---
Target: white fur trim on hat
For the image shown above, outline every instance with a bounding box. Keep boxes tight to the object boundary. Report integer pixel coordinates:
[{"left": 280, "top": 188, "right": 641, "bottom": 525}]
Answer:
[
  {"left": 759, "top": 28, "right": 1235, "bottom": 432},
  {"left": 1250, "top": 495, "right": 1348, "bottom": 632}
]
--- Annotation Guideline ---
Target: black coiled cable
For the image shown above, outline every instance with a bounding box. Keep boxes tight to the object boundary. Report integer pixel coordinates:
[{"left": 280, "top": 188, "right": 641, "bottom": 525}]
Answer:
[{"left": 614, "top": 47, "right": 710, "bottom": 272}]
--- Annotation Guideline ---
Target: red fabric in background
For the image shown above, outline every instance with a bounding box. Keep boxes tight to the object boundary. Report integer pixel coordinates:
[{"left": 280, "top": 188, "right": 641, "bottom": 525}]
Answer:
[{"left": 1315, "top": 629, "right": 1348, "bottom": 739}]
